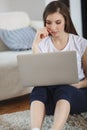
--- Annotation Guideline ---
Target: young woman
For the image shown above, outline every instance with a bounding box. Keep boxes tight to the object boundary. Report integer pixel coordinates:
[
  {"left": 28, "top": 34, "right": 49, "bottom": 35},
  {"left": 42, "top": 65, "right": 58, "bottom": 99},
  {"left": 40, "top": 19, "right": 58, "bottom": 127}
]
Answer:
[{"left": 30, "top": 1, "right": 87, "bottom": 130}]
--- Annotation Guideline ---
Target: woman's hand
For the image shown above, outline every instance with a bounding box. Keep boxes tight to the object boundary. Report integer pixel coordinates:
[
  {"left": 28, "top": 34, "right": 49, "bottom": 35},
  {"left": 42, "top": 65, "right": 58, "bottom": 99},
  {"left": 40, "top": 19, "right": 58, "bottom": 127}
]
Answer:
[
  {"left": 32, "top": 27, "right": 49, "bottom": 54},
  {"left": 34, "top": 27, "right": 49, "bottom": 44},
  {"left": 71, "top": 78, "right": 87, "bottom": 89},
  {"left": 71, "top": 82, "right": 81, "bottom": 89}
]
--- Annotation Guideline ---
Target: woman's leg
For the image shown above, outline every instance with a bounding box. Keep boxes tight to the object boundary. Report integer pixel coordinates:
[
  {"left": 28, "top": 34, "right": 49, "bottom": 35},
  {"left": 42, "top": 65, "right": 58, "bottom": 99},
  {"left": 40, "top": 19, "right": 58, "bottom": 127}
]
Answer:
[
  {"left": 30, "top": 100, "right": 45, "bottom": 129},
  {"left": 30, "top": 87, "right": 47, "bottom": 129},
  {"left": 51, "top": 85, "right": 87, "bottom": 130},
  {"left": 51, "top": 99, "right": 70, "bottom": 130}
]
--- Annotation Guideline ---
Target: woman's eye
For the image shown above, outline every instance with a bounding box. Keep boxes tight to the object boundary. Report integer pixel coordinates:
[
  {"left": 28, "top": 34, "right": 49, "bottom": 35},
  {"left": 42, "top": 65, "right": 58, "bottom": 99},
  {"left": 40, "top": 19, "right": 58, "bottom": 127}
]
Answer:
[
  {"left": 46, "top": 20, "right": 61, "bottom": 25},
  {"left": 46, "top": 22, "right": 51, "bottom": 25},
  {"left": 56, "top": 21, "right": 61, "bottom": 24}
]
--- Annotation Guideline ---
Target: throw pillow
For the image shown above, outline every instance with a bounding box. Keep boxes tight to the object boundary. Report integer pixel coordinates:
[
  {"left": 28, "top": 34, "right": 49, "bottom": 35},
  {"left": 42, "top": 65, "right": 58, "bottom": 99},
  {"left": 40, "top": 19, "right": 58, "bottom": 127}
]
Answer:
[{"left": 0, "top": 26, "right": 36, "bottom": 51}]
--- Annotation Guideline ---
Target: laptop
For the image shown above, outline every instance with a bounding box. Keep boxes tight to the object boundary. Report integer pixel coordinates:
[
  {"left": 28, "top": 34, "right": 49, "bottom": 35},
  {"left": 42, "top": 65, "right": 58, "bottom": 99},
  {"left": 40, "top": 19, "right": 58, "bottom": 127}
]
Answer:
[{"left": 17, "top": 51, "right": 79, "bottom": 87}]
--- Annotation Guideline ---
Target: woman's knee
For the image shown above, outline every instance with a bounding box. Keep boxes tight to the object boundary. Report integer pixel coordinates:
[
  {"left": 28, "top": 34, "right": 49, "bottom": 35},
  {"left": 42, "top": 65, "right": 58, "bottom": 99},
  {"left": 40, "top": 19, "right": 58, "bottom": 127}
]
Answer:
[
  {"left": 54, "top": 85, "right": 79, "bottom": 105},
  {"left": 54, "top": 85, "right": 87, "bottom": 114}
]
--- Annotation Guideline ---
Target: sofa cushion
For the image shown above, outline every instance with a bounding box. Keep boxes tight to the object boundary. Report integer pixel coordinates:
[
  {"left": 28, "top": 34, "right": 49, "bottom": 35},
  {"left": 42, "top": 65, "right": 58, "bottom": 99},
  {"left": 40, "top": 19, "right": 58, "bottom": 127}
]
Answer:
[{"left": 0, "top": 26, "right": 36, "bottom": 51}]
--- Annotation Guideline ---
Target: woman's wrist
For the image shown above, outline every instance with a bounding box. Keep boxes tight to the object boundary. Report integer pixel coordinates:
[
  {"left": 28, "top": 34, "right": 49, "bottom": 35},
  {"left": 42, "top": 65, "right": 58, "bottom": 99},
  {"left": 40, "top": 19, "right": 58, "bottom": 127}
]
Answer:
[
  {"left": 32, "top": 43, "right": 40, "bottom": 54},
  {"left": 79, "top": 78, "right": 87, "bottom": 88},
  {"left": 71, "top": 78, "right": 87, "bottom": 88}
]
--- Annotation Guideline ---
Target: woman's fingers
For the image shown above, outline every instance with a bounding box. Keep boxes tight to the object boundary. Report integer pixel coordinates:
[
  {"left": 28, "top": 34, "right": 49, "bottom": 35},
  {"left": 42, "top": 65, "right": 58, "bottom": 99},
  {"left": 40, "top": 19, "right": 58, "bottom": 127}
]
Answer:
[
  {"left": 33, "top": 27, "right": 49, "bottom": 44},
  {"left": 38, "top": 27, "right": 49, "bottom": 39}
]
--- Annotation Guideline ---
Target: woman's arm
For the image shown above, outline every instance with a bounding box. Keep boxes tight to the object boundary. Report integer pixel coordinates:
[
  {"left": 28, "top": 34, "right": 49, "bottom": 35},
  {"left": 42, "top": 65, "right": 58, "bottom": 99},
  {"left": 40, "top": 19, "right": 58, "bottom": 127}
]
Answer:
[
  {"left": 82, "top": 47, "right": 87, "bottom": 77},
  {"left": 32, "top": 41, "right": 40, "bottom": 54},
  {"left": 32, "top": 27, "right": 49, "bottom": 54},
  {"left": 72, "top": 47, "right": 87, "bottom": 89}
]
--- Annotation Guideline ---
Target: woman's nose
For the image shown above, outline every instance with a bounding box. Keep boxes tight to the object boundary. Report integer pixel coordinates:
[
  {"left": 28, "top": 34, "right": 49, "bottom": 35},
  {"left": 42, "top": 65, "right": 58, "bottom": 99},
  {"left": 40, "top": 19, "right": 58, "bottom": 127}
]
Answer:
[{"left": 50, "top": 23, "right": 57, "bottom": 31}]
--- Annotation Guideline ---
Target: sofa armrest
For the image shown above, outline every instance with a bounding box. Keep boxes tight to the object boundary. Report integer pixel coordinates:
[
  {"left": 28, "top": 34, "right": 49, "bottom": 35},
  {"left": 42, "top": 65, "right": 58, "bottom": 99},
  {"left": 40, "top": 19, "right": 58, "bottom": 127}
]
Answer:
[{"left": 0, "top": 12, "right": 31, "bottom": 30}]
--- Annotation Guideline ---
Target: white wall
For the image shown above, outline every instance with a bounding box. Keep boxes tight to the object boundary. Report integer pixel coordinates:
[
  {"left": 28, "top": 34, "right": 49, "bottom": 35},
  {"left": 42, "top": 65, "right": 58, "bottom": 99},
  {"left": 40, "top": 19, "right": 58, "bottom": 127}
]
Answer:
[
  {"left": 0, "top": 0, "right": 83, "bottom": 35},
  {"left": 45, "top": 0, "right": 54, "bottom": 6},
  {"left": 0, "top": 0, "right": 45, "bottom": 20},
  {"left": 69, "top": 0, "right": 82, "bottom": 35}
]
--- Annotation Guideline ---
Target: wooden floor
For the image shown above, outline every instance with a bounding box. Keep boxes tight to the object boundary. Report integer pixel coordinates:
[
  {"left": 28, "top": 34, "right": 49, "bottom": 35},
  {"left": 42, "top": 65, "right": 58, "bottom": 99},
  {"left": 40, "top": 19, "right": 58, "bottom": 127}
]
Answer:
[{"left": 0, "top": 94, "right": 30, "bottom": 115}]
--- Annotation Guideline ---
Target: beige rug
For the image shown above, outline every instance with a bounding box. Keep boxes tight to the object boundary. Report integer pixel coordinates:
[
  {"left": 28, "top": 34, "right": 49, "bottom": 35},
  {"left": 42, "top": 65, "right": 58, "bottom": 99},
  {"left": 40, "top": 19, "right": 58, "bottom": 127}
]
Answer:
[{"left": 0, "top": 110, "right": 87, "bottom": 130}]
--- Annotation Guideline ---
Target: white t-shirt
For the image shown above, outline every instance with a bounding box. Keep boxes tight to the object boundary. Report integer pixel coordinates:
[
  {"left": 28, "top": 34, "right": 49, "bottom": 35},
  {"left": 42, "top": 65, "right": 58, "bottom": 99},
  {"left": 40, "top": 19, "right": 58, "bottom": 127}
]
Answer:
[{"left": 39, "top": 34, "right": 87, "bottom": 80}]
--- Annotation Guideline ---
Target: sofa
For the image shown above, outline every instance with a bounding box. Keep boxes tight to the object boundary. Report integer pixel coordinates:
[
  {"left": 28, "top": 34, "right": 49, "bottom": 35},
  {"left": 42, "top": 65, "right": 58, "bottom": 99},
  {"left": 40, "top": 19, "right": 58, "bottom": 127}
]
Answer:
[{"left": 0, "top": 11, "right": 43, "bottom": 101}]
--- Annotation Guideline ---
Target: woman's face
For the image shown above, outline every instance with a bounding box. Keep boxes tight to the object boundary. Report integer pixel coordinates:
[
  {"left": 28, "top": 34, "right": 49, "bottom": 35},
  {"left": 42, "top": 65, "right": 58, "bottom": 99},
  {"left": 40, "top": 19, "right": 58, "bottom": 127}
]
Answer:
[{"left": 46, "top": 12, "right": 65, "bottom": 37}]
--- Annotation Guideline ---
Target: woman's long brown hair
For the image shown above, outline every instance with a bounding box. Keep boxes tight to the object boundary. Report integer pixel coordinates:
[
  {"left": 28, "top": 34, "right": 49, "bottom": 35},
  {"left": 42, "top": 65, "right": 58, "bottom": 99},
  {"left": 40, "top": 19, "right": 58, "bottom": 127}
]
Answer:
[{"left": 43, "top": 1, "right": 78, "bottom": 35}]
